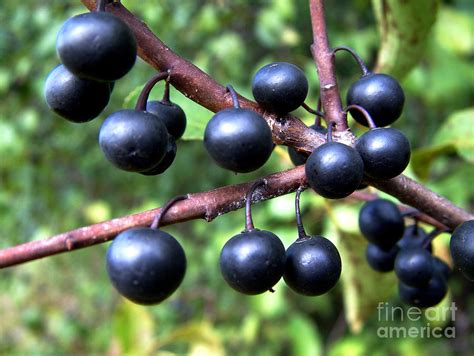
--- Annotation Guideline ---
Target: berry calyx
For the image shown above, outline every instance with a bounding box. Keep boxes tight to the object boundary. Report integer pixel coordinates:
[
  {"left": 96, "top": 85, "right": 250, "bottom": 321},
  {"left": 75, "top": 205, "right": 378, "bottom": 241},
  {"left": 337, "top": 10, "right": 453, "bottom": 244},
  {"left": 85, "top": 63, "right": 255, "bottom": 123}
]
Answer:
[
  {"left": 450, "top": 220, "right": 474, "bottom": 281},
  {"left": 204, "top": 85, "right": 273, "bottom": 173},
  {"left": 356, "top": 127, "right": 411, "bottom": 179},
  {"left": 44, "top": 64, "right": 111, "bottom": 123},
  {"left": 358, "top": 199, "right": 405, "bottom": 251},
  {"left": 56, "top": 11, "right": 137, "bottom": 82},
  {"left": 283, "top": 188, "right": 341, "bottom": 295},
  {"left": 219, "top": 181, "right": 286, "bottom": 294},
  {"left": 252, "top": 62, "right": 308, "bottom": 114},
  {"left": 346, "top": 73, "right": 405, "bottom": 127}
]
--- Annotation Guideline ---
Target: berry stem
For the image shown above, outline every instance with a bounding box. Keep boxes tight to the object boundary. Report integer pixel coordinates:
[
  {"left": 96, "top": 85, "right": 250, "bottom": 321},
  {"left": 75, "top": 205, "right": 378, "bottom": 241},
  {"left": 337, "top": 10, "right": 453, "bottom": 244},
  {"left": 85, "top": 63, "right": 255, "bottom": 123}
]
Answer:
[
  {"left": 423, "top": 228, "right": 449, "bottom": 249},
  {"left": 96, "top": 0, "right": 106, "bottom": 11},
  {"left": 315, "top": 97, "right": 323, "bottom": 126},
  {"left": 150, "top": 195, "right": 188, "bottom": 229},
  {"left": 161, "top": 75, "right": 172, "bottom": 105},
  {"left": 345, "top": 104, "right": 377, "bottom": 129},
  {"left": 245, "top": 180, "right": 266, "bottom": 232},
  {"left": 302, "top": 102, "right": 325, "bottom": 118},
  {"left": 332, "top": 46, "right": 370, "bottom": 76},
  {"left": 135, "top": 71, "right": 170, "bottom": 111},
  {"left": 327, "top": 121, "right": 335, "bottom": 142},
  {"left": 226, "top": 85, "right": 240, "bottom": 109},
  {"left": 295, "top": 187, "right": 308, "bottom": 239}
]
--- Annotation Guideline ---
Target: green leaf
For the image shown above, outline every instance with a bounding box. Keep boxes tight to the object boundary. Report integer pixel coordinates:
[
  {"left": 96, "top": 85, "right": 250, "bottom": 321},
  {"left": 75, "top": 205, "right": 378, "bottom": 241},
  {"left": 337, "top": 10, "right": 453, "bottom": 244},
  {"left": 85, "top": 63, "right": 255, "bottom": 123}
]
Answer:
[
  {"left": 411, "top": 144, "right": 453, "bottom": 181},
  {"left": 286, "top": 314, "right": 323, "bottom": 356},
  {"left": 111, "top": 300, "right": 155, "bottom": 355},
  {"left": 435, "top": 7, "right": 474, "bottom": 56},
  {"left": 372, "top": 0, "right": 439, "bottom": 78},
  {"left": 156, "top": 320, "right": 224, "bottom": 355},
  {"left": 411, "top": 108, "right": 474, "bottom": 180},
  {"left": 434, "top": 108, "right": 474, "bottom": 163},
  {"left": 325, "top": 204, "right": 397, "bottom": 333}
]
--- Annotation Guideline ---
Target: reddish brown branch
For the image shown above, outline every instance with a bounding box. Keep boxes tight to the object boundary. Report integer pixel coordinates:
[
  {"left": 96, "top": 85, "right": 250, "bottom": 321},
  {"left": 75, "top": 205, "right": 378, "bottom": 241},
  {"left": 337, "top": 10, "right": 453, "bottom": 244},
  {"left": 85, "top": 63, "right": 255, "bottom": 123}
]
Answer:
[
  {"left": 0, "top": 167, "right": 306, "bottom": 268},
  {"left": 0, "top": 0, "right": 469, "bottom": 268},
  {"left": 0, "top": 168, "right": 459, "bottom": 268},
  {"left": 309, "top": 0, "right": 348, "bottom": 133}
]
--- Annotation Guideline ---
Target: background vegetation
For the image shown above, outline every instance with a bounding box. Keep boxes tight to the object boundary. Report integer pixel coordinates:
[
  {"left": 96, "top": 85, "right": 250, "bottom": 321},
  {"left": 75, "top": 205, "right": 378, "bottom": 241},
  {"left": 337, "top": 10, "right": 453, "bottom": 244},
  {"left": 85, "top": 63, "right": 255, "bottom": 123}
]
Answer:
[{"left": 0, "top": 0, "right": 472, "bottom": 354}]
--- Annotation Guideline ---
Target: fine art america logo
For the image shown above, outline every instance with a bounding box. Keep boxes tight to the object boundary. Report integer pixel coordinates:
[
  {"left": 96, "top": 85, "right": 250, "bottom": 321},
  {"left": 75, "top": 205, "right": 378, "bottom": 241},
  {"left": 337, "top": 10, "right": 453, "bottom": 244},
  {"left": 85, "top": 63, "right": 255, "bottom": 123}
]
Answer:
[{"left": 377, "top": 302, "right": 457, "bottom": 338}]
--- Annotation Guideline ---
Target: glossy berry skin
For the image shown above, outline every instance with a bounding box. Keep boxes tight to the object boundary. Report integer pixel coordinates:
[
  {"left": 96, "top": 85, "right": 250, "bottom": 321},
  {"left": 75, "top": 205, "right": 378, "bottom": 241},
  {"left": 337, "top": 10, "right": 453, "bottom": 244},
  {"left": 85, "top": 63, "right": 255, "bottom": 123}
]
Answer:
[
  {"left": 397, "top": 225, "right": 432, "bottom": 253},
  {"left": 399, "top": 273, "right": 447, "bottom": 308},
  {"left": 44, "top": 64, "right": 110, "bottom": 123},
  {"left": 284, "top": 236, "right": 341, "bottom": 296},
  {"left": 346, "top": 73, "right": 405, "bottom": 127},
  {"left": 252, "top": 62, "right": 308, "bottom": 114},
  {"left": 359, "top": 199, "right": 404, "bottom": 251},
  {"left": 219, "top": 229, "right": 286, "bottom": 295},
  {"left": 106, "top": 227, "right": 186, "bottom": 305},
  {"left": 365, "top": 243, "right": 399, "bottom": 272},
  {"left": 140, "top": 136, "right": 177, "bottom": 176},
  {"left": 356, "top": 128, "right": 411, "bottom": 179},
  {"left": 147, "top": 100, "right": 187, "bottom": 140},
  {"left": 56, "top": 12, "right": 137, "bottom": 82},
  {"left": 305, "top": 142, "right": 364, "bottom": 199},
  {"left": 395, "top": 247, "right": 434, "bottom": 287},
  {"left": 450, "top": 220, "right": 474, "bottom": 281},
  {"left": 204, "top": 108, "right": 273, "bottom": 173},
  {"left": 287, "top": 125, "right": 327, "bottom": 166},
  {"left": 99, "top": 110, "right": 169, "bottom": 172},
  {"left": 433, "top": 257, "right": 452, "bottom": 282}
]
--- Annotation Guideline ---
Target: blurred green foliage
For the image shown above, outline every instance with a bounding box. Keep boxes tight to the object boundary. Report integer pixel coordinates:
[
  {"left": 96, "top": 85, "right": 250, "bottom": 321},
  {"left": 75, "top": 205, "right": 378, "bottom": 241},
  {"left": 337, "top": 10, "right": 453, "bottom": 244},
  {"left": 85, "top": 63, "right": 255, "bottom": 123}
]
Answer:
[{"left": 0, "top": 0, "right": 472, "bottom": 354}]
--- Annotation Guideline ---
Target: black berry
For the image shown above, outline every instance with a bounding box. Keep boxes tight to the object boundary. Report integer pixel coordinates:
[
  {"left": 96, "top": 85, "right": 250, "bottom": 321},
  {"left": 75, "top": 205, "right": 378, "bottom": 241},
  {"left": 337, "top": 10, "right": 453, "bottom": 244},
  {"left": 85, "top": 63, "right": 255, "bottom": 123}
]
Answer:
[
  {"left": 450, "top": 220, "right": 474, "bottom": 281},
  {"left": 99, "top": 109, "right": 169, "bottom": 172},
  {"left": 284, "top": 236, "right": 341, "bottom": 296},
  {"left": 346, "top": 73, "right": 405, "bottom": 127},
  {"left": 433, "top": 256, "right": 452, "bottom": 282},
  {"left": 395, "top": 247, "right": 434, "bottom": 287},
  {"left": 252, "top": 62, "right": 308, "bottom": 114},
  {"left": 359, "top": 199, "right": 405, "bottom": 250},
  {"left": 140, "top": 135, "right": 177, "bottom": 176},
  {"left": 44, "top": 64, "right": 110, "bottom": 123},
  {"left": 56, "top": 12, "right": 137, "bottom": 82},
  {"left": 397, "top": 224, "right": 432, "bottom": 252},
  {"left": 398, "top": 273, "right": 447, "bottom": 308},
  {"left": 305, "top": 142, "right": 364, "bottom": 199},
  {"left": 365, "top": 243, "right": 399, "bottom": 272},
  {"left": 204, "top": 108, "right": 273, "bottom": 173},
  {"left": 219, "top": 229, "right": 286, "bottom": 295},
  {"left": 147, "top": 100, "right": 187, "bottom": 140},
  {"left": 356, "top": 128, "right": 411, "bottom": 179},
  {"left": 106, "top": 227, "right": 186, "bottom": 305},
  {"left": 287, "top": 125, "right": 327, "bottom": 166}
]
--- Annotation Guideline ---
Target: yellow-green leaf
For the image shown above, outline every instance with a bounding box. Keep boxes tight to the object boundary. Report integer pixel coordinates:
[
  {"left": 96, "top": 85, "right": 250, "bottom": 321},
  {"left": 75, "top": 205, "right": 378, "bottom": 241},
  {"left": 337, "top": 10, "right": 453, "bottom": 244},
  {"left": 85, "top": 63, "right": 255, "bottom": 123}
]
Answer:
[{"left": 372, "top": 0, "right": 439, "bottom": 78}]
